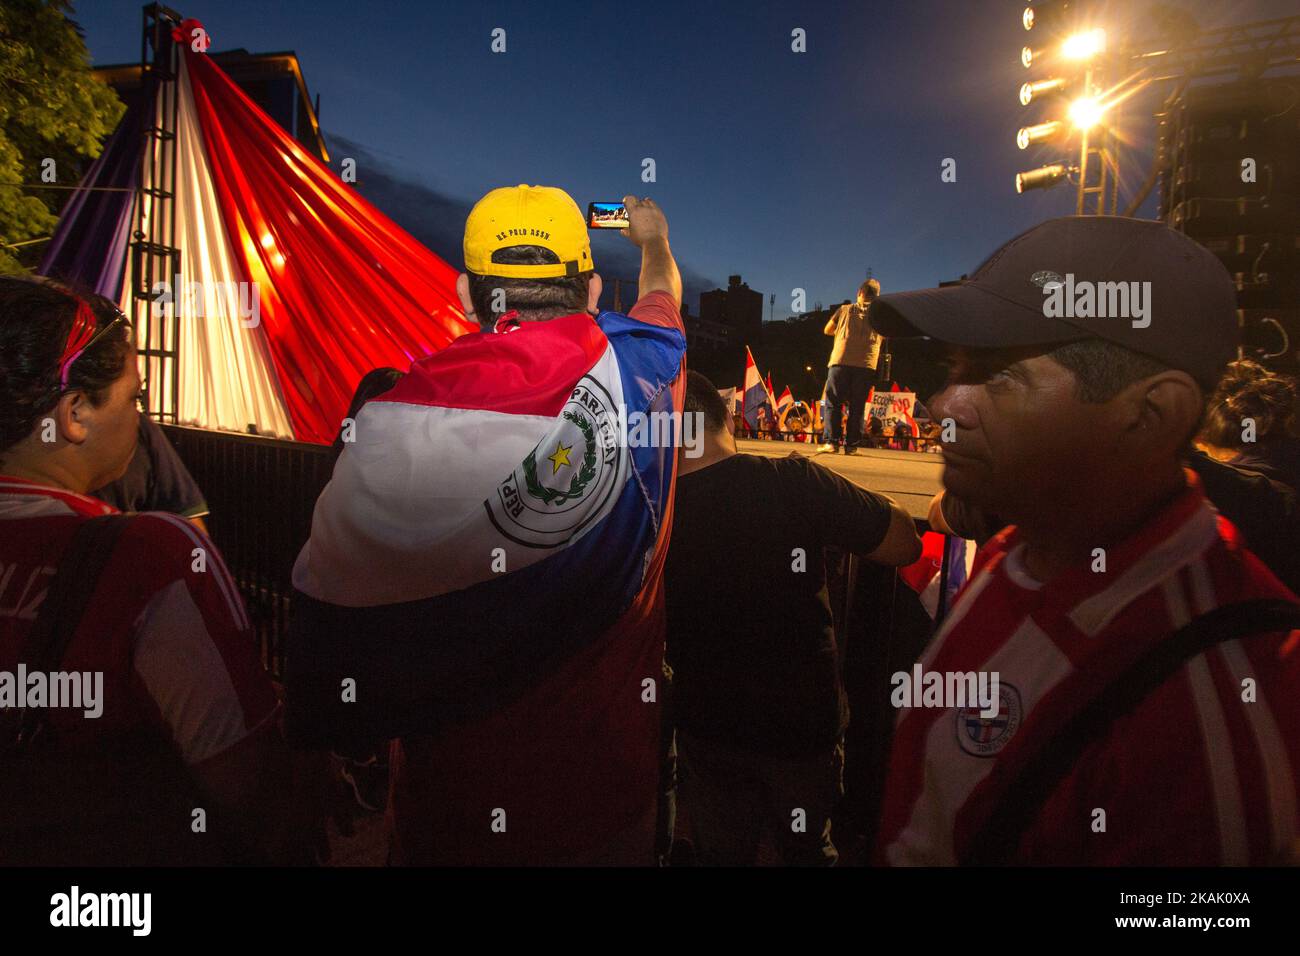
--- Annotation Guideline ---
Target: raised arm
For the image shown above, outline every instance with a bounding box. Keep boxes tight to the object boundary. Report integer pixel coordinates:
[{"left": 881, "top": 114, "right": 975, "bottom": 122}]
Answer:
[{"left": 623, "top": 195, "right": 682, "bottom": 307}]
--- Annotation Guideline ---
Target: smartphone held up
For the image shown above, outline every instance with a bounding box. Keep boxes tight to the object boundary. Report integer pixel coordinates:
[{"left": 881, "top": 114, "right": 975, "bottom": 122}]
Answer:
[{"left": 587, "top": 201, "right": 629, "bottom": 229}]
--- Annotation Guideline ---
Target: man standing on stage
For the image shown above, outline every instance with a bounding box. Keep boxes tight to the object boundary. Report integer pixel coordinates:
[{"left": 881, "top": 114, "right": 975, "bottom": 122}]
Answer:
[{"left": 819, "top": 279, "right": 882, "bottom": 455}]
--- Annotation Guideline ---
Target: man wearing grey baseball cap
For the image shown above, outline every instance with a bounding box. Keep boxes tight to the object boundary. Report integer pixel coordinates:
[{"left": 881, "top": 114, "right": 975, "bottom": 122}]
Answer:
[{"left": 872, "top": 216, "right": 1300, "bottom": 866}]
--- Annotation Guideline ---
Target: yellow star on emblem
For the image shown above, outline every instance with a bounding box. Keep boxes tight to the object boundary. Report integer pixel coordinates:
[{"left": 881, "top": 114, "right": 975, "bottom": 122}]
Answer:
[{"left": 547, "top": 441, "right": 573, "bottom": 475}]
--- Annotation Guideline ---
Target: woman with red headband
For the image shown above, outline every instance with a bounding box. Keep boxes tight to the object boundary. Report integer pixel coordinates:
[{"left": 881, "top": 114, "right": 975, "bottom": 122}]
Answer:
[{"left": 0, "top": 276, "right": 311, "bottom": 864}]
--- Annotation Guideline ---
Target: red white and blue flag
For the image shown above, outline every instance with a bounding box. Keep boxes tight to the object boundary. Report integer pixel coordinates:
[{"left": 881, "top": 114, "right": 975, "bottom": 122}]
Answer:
[
  {"left": 899, "top": 531, "right": 976, "bottom": 619},
  {"left": 288, "top": 293, "right": 686, "bottom": 863},
  {"left": 743, "top": 346, "right": 773, "bottom": 429}
]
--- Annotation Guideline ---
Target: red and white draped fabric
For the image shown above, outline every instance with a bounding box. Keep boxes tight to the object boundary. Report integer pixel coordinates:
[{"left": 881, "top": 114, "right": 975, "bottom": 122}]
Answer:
[
  {"left": 49, "top": 21, "right": 474, "bottom": 444},
  {"left": 123, "top": 49, "right": 296, "bottom": 438}
]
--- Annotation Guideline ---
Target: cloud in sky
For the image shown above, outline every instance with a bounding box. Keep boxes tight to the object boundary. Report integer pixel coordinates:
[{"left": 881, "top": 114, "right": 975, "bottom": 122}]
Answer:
[{"left": 327, "top": 133, "right": 719, "bottom": 312}]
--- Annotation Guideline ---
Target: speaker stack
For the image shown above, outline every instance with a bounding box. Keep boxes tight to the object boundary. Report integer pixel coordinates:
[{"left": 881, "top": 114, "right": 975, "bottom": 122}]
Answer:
[{"left": 1159, "top": 77, "right": 1300, "bottom": 370}]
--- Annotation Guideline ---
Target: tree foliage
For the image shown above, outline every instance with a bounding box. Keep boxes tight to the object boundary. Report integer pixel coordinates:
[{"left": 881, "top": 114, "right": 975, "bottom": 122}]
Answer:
[{"left": 0, "top": 0, "right": 125, "bottom": 273}]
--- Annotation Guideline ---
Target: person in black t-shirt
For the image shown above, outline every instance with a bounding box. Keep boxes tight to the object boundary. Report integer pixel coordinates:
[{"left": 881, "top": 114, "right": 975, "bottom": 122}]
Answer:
[{"left": 665, "top": 372, "right": 921, "bottom": 866}]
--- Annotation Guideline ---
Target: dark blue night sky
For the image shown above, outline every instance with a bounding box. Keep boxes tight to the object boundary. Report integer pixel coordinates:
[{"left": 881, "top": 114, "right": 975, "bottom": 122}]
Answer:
[{"left": 75, "top": 0, "right": 1296, "bottom": 317}]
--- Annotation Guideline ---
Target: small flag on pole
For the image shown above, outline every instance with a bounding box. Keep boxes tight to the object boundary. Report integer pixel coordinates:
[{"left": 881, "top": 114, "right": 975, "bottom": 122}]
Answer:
[
  {"left": 743, "top": 347, "right": 773, "bottom": 430},
  {"left": 776, "top": 385, "right": 793, "bottom": 415}
]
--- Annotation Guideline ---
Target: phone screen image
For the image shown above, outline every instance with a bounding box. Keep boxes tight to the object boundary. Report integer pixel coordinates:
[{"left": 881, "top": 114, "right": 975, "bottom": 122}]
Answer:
[{"left": 587, "top": 202, "right": 629, "bottom": 229}]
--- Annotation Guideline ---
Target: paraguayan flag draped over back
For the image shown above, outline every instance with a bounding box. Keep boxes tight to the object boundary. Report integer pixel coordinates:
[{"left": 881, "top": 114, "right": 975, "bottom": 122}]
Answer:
[{"left": 288, "top": 304, "right": 686, "bottom": 744}]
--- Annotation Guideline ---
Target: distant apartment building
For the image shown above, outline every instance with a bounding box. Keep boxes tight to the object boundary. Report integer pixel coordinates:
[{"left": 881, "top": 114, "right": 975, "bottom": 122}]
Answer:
[
  {"left": 699, "top": 274, "right": 764, "bottom": 346},
  {"left": 682, "top": 302, "right": 730, "bottom": 350}
]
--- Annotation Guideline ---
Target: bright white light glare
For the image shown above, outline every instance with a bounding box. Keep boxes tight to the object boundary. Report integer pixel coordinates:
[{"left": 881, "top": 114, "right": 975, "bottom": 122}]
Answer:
[
  {"left": 1021, "top": 46, "right": 1035, "bottom": 68},
  {"left": 1068, "top": 96, "right": 1105, "bottom": 130},
  {"left": 1023, "top": 7, "right": 1035, "bottom": 31},
  {"left": 1062, "top": 29, "right": 1106, "bottom": 60}
]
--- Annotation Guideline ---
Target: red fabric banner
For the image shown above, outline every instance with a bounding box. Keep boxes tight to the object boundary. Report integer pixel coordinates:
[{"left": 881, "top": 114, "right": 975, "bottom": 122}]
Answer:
[{"left": 182, "top": 46, "right": 474, "bottom": 443}]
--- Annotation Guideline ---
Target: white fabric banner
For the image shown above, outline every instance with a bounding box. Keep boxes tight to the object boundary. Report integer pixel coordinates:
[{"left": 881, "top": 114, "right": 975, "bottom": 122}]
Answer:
[{"left": 122, "top": 54, "right": 295, "bottom": 439}]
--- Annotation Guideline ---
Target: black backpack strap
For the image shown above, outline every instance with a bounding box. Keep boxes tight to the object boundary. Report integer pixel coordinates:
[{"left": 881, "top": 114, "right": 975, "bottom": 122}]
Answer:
[
  {"left": 960, "top": 597, "right": 1300, "bottom": 865},
  {"left": 5, "top": 513, "right": 132, "bottom": 750}
]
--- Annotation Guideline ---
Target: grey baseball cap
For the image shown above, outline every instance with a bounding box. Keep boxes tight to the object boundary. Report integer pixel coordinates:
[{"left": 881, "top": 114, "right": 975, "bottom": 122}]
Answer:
[{"left": 868, "top": 216, "right": 1238, "bottom": 388}]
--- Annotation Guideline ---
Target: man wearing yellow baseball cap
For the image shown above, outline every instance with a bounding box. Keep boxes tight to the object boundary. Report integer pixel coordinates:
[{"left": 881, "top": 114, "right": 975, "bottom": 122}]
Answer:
[
  {"left": 456, "top": 185, "right": 677, "bottom": 327},
  {"left": 288, "top": 185, "right": 688, "bottom": 866}
]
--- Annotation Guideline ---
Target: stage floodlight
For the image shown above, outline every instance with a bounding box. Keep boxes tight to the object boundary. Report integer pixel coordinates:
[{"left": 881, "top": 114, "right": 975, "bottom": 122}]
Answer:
[
  {"left": 1021, "top": 46, "right": 1040, "bottom": 68},
  {"left": 1061, "top": 28, "right": 1106, "bottom": 60},
  {"left": 1024, "top": 1, "right": 1082, "bottom": 37},
  {"left": 1068, "top": 95, "right": 1105, "bottom": 130},
  {"left": 1017, "top": 120, "right": 1064, "bottom": 150},
  {"left": 1015, "top": 163, "right": 1071, "bottom": 193},
  {"left": 1020, "top": 77, "right": 1066, "bottom": 106}
]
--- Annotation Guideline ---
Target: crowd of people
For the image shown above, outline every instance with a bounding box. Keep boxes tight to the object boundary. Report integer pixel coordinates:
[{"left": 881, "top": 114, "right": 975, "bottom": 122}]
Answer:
[
  {"left": 739, "top": 396, "right": 933, "bottom": 452},
  {"left": 2, "top": 188, "right": 1299, "bottom": 866}
]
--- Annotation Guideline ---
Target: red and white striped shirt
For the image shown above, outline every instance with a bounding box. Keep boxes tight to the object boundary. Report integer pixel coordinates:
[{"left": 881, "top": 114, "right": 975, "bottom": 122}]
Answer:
[
  {"left": 879, "top": 472, "right": 1300, "bottom": 865},
  {"left": 0, "top": 475, "right": 277, "bottom": 766}
]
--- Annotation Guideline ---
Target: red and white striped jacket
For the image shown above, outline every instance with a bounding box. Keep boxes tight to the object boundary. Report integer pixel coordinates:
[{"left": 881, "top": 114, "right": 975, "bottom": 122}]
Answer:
[
  {"left": 0, "top": 475, "right": 276, "bottom": 767},
  {"left": 879, "top": 472, "right": 1300, "bottom": 865}
]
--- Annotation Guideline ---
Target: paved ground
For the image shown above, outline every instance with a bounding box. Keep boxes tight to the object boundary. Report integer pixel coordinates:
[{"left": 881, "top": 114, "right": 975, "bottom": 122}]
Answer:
[{"left": 735, "top": 439, "right": 944, "bottom": 520}]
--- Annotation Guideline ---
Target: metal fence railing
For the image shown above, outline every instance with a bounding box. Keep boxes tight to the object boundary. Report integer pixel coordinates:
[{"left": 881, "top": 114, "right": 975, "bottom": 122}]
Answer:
[{"left": 160, "top": 424, "right": 333, "bottom": 677}]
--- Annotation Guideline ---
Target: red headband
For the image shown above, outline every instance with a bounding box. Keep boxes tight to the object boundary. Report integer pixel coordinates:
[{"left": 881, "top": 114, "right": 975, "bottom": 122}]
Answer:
[{"left": 56, "top": 299, "right": 101, "bottom": 391}]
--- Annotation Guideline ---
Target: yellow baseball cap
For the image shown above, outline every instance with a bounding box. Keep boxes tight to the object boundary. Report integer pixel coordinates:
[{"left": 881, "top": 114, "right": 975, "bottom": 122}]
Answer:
[{"left": 463, "top": 184, "right": 594, "bottom": 279}]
